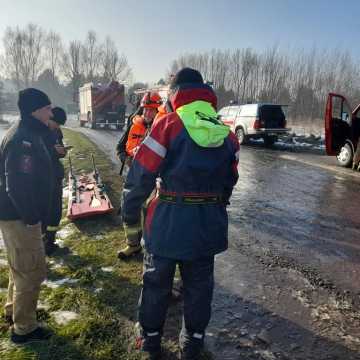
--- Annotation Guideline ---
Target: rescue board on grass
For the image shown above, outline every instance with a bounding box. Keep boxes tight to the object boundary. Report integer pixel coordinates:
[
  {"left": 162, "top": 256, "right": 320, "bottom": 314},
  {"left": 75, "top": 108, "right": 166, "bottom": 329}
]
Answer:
[{"left": 67, "top": 154, "right": 114, "bottom": 220}]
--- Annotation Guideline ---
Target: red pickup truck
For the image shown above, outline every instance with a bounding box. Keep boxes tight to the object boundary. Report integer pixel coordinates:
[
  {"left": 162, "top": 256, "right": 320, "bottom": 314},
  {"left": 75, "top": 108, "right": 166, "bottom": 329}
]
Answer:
[{"left": 325, "top": 93, "right": 360, "bottom": 167}]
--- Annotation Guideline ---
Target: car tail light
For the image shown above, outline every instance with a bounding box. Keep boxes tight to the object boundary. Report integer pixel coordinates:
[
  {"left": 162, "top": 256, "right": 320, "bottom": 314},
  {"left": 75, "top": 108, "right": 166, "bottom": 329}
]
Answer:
[{"left": 253, "top": 118, "right": 261, "bottom": 129}]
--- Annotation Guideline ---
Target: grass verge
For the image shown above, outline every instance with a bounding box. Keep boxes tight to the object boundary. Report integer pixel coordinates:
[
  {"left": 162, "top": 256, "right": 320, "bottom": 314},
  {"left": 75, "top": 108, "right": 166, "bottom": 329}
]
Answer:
[{"left": 0, "top": 128, "right": 210, "bottom": 360}]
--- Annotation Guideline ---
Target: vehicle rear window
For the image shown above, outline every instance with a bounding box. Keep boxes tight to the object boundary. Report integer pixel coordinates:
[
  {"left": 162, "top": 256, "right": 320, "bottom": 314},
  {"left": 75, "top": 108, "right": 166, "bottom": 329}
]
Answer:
[{"left": 259, "top": 105, "right": 285, "bottom": 122}]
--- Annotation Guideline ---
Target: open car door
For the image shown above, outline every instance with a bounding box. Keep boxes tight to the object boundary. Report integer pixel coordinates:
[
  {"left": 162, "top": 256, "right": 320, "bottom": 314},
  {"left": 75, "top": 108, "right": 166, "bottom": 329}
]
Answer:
[{"left": 325, "top": 93, "right": 352, "bottom": 156}]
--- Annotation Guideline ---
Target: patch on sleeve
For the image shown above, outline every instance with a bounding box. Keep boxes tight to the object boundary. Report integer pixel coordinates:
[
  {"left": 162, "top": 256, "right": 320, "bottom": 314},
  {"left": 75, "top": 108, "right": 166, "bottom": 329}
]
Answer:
[
  {"left": 19, "top": 155, "right": 33, "bottom": 174},
  {"left": 22, "top": 141, "right": 32, "bottom": 148}
]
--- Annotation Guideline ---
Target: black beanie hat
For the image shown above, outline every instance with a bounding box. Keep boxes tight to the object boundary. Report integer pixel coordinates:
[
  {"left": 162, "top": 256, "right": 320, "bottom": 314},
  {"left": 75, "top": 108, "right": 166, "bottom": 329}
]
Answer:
[
  {"left": 18, "top": 88, "right": 51, "bottom": 115},
  {"left": 170, "top": 67, "right": 204, "bottom": 89},
  {"left": 51, "top": 107, "right": 67, "bottom": 125}
]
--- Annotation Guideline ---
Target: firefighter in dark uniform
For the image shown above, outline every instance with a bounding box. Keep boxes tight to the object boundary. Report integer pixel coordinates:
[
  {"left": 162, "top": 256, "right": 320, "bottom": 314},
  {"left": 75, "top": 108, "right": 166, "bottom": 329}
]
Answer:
[
  {"left": 0, "top": 88, "right": 54, "bottom": 343},
  {"left": 122, "top": 68, "right": 240, "bottom": 360},
  {"left": 42, "top": 107, "right": 69, "bottom": 255}
]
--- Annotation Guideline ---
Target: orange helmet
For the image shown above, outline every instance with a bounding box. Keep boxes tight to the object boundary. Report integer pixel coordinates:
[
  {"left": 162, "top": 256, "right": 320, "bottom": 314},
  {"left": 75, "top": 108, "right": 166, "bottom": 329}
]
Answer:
[{"left": 141, "top": 91, "right": 162, "bottom": 109}]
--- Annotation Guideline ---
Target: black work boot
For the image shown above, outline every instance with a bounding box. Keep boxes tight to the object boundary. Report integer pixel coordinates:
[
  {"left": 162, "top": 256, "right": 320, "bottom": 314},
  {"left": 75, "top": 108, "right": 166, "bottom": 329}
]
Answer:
[
  {"left": 117, "top": 244, "right": 142, "bottom": 259},
  {"left": 147, "top": 349, "right": 162, "bottom": 360},
  {"left": 179, "top": 331, "right": 204, "bottom": 360},
  {"left": 135, "top": 323, "right": 162, "bottom": 359},
  {"left": 180, "top": 348, "right": 201, "bottom": 360},
  {"left": 11, "top": 326, "right": 53, "bottom": 344},
  {"left": 44, "top": 231, "right": 69, "bottom": 256}
]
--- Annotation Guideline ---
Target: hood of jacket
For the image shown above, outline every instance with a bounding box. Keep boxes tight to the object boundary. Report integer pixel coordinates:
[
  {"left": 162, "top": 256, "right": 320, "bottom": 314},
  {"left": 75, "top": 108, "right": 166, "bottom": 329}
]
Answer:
[{"left": 170, "top": 84, "right": 229, "bottom": 148}]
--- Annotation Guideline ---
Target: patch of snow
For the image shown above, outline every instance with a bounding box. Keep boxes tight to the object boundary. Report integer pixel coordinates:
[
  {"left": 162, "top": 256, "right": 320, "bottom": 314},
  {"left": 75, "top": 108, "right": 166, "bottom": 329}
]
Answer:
[
  {"left": 44, "top": 278, "right": 79, "bottom": 289},
  {"left": 0, "top": 258, "right": 8, "bottom": 267},
  {"left": 37, "top": 301, "right": 50, "bottom": 311},
  {"left": 57, "top": 224, "right": 74, "bottom": 240},
  {"left": 2, "top": 114, "right": 19, "bottom": 124},
  {"left": 50, "top": 262, "right": 64, "bottom": 270},
  {"left": 101, "top": 266, "right": 114, "bottom": 273},
  {"left": 255, "top": 350, "right": 276, "bottom": 360},
  {"left": 55, "top": 239, "right": 65, "bottom": 248},
  {"left": 0, "top": 232, "right": 4, "bottom": 250},
  {"left": 62, "top": 187, "right": 69, "bottom": 199},
  {"left": 51, "top": 310, "right": 79, "bottom": 325},
  {"left": 48, "top": 259, "right": 65, "bottom": 267}
]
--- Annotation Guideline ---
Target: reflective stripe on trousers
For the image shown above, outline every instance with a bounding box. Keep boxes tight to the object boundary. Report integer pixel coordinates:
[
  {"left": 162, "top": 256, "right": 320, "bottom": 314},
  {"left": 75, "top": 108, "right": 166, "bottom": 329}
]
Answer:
[{"left": 138, "top": 251, "right": 214, "bottom": 352}]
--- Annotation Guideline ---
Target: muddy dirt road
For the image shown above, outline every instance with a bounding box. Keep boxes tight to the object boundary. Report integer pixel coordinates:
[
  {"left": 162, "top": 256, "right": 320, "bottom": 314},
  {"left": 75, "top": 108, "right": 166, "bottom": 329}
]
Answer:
[{"left": 2, "top": 117, "right": 360, "bottom": 359}]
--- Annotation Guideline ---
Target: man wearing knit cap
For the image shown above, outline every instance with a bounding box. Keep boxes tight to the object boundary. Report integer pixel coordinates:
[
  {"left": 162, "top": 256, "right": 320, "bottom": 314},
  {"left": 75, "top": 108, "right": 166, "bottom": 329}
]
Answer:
[
  {"left": 0, "top": 88, "right": 54, "bottom": 343},
  {"left": 42, "top": 107, "right": 70, "bottom": 256},
  {"left": 122, "top": 68, "right": 240, "bottom": 359}
]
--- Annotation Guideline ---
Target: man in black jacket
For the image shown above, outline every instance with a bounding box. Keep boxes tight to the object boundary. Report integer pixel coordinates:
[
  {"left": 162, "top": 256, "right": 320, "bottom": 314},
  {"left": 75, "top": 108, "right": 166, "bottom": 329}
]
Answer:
[
  {"left": 0, "top": 88, "right": 54, "bottom": 343},
  {"left": 42, "top": 107, "right": 69, "bottom": 255}
]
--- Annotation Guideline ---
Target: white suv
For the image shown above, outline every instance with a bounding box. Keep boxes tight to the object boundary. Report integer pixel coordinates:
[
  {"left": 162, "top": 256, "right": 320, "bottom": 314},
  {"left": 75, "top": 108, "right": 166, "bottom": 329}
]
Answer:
[{"left": 218, "top": 103, "right": 290, "bottom": 146}]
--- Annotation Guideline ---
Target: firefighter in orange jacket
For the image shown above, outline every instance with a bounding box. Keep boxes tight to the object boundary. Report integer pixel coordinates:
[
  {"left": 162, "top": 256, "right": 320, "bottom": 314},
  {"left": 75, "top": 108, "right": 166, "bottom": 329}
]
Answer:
[
  {"left": 126, "top": 92, "right": 162, "bottom": 158},
  {"left": 118, "top": 91, "right": 162, "bottom": 259},
  {"left": 152, "top": 103, "right": 167, "bottom": 126}
]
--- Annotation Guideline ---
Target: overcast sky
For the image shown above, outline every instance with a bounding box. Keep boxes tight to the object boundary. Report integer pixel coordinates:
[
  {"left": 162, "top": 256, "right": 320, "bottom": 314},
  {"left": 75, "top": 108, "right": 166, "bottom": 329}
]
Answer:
[{"left": 0, "top": 0, "right": 359, "bottom": 83}]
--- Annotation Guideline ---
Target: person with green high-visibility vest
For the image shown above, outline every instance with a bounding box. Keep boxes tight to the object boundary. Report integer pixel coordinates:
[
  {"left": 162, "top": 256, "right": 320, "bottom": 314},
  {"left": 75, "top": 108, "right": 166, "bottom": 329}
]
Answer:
[{"left": 121, "top": 68, "right": 240, "bottom": 360}]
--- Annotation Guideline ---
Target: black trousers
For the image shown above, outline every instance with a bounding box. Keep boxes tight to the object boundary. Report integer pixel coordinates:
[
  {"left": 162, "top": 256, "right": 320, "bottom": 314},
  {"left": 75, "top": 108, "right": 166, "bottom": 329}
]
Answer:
[
  {"left": 138, "top": 251, "right": 214, "bottom": 352},
  {"left": 42, "top": 178, "right": 63, "bottom": 238},
  {"left": 50, "top": 178, "right": 63, "bottom": 227}
]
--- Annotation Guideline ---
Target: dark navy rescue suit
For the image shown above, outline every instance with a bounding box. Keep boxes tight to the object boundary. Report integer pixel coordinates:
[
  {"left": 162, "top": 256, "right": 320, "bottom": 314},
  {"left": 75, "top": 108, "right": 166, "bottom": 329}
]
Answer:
[{"left": 122, "top": 82, "right": 239, "bottom": 357}]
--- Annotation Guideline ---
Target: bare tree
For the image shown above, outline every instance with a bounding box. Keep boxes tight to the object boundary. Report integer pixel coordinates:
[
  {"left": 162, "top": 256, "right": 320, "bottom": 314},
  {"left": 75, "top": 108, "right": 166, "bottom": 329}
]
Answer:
[
  {"left": 101, "top": 36, "right": 131, "bottom": 82},
  {"left": 62, "top": 40, "right": 83, "bottom": 101},
  {"left": 45, "top": 31, "right": 63, "bottom": 81},
  {"left": 3, "top": 26, "right": 25, "bottom": 89},
  {"left": 2, "top": 24, "right": 45, "bottom": 89},
  {"left": 0, "top": 80, "right": 4, "bottom": 117},
  {"left": 168, "top": 46, "right": 360, "bottom": 123},
  {"left": 81, "top": 30, "right": 103, "bottom": 81},
  {"left": 19, "top": 24, "right": 45, "bottom": 87}
]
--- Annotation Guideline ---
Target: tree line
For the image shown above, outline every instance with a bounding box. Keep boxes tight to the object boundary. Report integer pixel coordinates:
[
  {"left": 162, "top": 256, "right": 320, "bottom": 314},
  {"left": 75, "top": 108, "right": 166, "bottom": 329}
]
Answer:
[
  {"left": 168, "top": 47, "right": 360, "bottom": 122},
  {"left": 0, "top": 23, "right": 132, "bottom": 109}
]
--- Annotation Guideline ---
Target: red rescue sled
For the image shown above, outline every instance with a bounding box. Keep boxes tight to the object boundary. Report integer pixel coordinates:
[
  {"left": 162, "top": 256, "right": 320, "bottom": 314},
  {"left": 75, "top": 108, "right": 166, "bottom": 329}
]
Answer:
[{"left": 67, "top": 155, "right": 114, "bottom": 220}]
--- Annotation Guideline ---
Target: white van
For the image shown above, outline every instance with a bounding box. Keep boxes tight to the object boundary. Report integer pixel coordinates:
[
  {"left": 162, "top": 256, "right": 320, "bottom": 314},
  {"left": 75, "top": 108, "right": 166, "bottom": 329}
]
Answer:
[{"left": 218, "top": 103, "right": 290, "bottom": 146}]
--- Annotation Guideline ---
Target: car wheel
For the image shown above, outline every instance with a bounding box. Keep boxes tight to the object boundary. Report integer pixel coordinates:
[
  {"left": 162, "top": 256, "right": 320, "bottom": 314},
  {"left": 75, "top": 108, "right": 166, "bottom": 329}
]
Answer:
[
  {"left": 337, "top": 143, "right": 353, "bottom": 167},
  {"left": 263, "top": 135, "right": 277, "bottom": 147},
  {"left": 236, "top": 128, "right": 246, "bottom": 144}
]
